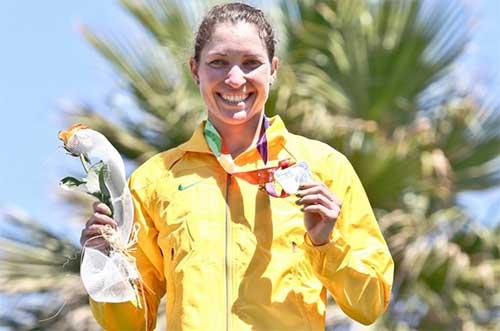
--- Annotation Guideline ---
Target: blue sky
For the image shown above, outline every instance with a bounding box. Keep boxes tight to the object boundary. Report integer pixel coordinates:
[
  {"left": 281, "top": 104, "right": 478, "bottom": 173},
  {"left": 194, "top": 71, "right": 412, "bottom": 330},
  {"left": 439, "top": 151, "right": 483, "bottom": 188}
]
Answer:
[
  {"left": 0, "top": 1, "right": 127, "bottom": 241},
  {"left": 0, "top": 0, "right": 499, "bottom": 240}
]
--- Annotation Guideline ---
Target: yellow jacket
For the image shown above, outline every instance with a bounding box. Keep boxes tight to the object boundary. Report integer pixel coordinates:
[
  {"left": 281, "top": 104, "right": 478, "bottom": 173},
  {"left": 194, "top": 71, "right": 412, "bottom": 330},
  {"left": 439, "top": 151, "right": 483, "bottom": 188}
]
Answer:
[{"left": 90, "top": 115, "right": 394, "bottom": 331}]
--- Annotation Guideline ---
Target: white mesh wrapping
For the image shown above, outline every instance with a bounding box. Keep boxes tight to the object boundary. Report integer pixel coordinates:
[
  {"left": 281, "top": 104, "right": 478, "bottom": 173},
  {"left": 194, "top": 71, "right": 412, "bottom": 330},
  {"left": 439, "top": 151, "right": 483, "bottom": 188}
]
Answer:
[
  {"left": 65, "top": 128, "right": 139, "bottom": 303},
  {"left": 81, "top": 248, "right": 137, "bottom": 302}
]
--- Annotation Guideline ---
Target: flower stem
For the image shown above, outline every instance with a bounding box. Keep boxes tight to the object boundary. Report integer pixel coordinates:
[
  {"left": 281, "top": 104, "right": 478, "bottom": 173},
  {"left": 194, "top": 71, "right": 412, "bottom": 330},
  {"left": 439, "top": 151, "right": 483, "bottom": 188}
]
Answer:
[{"left": 80, "top": 154, "right": 90, "bottom": 173}]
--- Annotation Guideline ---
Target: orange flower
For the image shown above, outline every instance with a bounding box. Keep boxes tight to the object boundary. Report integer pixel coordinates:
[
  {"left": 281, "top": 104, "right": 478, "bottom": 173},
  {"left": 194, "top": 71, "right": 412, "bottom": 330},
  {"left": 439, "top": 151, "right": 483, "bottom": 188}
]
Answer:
[{"left": 58, "top": 124, "right": 88, "bottom": 145}]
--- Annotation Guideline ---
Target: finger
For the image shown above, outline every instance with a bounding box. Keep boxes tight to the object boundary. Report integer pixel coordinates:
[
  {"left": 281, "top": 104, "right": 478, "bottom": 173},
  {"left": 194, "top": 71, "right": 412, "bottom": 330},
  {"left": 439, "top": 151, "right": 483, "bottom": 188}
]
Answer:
[
  {"left": 80, "top": 232, "right": 105, "bottom": 245},
  {"left": 302, "top": 204, "right": 340, "bottom": 222},
  {"left": 85, "top": 212, "right": 118, "bottom": 228},
  {"left": 80, "top": 225, "right": 112, "bottom": 248},
  {"left": 86, "top": 224, "right": 112, "bottom": 236},
  {"left": 80, "top": 228, "right": 104, "bottom": 246},
  {"left": 297, "top": 183, "right": 336, "bottom": 202},
  {"left": 296, "top": 193, "right": 336, "bottom": 209},
  {"left": 298, "top": 181, "right": 322, "bottom": 189},
  {"left": 81, "top": 237, "right": 109, "bottom": 250},
  {"left": 93, "top": 201, "right": 112, "bottom": 216}
]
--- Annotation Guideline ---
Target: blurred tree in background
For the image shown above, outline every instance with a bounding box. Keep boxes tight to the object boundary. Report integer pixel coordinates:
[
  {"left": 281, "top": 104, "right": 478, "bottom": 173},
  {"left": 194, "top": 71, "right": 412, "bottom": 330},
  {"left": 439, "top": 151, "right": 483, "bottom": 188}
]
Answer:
[{"left": 1, "top": 0, "right": 499, "bottom": 330}]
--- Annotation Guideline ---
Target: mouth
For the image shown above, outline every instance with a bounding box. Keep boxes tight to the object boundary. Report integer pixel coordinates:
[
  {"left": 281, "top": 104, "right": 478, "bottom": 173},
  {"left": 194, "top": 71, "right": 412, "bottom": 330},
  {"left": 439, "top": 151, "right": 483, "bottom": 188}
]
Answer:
[{"left": 217, "top": 92, "right": 253, "bottom": 106}]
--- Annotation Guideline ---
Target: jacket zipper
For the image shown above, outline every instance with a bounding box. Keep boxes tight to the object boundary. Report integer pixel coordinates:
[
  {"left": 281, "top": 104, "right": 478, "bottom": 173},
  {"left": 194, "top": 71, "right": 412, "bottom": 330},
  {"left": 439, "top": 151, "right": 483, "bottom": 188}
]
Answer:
[{"left": 225, "top": 174, "right": 232, "bottom": 331}]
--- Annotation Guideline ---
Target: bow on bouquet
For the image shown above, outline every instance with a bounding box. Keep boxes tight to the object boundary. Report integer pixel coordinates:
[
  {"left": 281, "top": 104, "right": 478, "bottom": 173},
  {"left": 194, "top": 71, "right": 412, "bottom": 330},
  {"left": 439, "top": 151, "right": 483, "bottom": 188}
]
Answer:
[{"left": 58, "top": 124, "right": 142, "bottom": 307}]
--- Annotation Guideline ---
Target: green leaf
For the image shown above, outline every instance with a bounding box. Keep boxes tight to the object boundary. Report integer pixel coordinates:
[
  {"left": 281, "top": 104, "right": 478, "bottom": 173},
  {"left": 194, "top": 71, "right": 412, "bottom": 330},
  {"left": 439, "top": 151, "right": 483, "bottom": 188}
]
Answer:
[
  {"left": 59, "top": 176, "right": 86, "bottom": 188},
  {"left": 90, "top": 161, "right": 113, "bottom": 215}
]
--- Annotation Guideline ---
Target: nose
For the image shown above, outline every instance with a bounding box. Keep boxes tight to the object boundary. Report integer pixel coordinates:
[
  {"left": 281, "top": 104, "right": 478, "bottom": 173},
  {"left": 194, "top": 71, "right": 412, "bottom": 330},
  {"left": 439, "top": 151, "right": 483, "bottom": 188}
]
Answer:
[{"left": 225, "top": 65, "right": 246, "bottom": 88}]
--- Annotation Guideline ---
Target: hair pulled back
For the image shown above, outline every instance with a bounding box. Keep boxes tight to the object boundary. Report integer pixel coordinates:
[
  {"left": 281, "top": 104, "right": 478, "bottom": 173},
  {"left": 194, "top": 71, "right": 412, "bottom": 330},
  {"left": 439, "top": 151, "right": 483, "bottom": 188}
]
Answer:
[{"left": 193, "top": 2, "right": 276, "bottom": 62}]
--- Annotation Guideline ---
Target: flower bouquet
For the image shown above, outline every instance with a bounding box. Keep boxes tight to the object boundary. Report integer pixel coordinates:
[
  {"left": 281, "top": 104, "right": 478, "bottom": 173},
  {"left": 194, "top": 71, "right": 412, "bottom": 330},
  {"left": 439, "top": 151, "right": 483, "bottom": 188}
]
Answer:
[{"left": 58, "top": 124, "right": 141, "bottom": 306}]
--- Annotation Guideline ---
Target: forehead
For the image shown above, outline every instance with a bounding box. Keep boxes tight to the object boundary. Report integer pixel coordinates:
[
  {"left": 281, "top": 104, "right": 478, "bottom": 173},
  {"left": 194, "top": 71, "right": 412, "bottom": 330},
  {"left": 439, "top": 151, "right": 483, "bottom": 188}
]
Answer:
[{"left": 203, "top": 22, "right": 267, "bottom": 57}]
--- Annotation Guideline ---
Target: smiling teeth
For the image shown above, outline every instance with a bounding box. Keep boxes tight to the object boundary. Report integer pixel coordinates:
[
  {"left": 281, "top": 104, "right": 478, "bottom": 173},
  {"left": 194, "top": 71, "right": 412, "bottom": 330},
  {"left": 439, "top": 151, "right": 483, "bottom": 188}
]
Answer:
[{"left": 221, "top": 94, "right": 249, "bottom": 103}]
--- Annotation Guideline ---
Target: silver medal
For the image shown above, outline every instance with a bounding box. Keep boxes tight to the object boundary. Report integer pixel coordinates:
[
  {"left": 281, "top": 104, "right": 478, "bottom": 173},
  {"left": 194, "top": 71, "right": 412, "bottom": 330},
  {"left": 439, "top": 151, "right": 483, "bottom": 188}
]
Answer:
[{"left": 274, "top": 161, "right": 313, "bottom": 194}]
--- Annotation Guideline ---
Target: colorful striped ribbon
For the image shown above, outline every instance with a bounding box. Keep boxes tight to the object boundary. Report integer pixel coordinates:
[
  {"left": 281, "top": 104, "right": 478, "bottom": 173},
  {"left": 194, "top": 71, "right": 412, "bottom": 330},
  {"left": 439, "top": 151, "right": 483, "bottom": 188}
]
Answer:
[{"left": 204, "top": 116, "right": 290, "bottom": 197}]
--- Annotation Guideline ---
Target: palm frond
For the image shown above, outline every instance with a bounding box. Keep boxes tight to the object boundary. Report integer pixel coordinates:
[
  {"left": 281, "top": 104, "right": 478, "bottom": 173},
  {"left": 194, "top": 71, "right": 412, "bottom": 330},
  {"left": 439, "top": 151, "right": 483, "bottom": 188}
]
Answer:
[
  {"left": 0, "top": 208, "right": 97, "bottom": 330},
  {"left": 379, "top": 206, "right": 500, "bottom": 329},
  {"left": 425, "top": 98, "right": 500, "bottom": 193},
  {"left": 281, "top": 0, "right": 469, "bottom": 131},
  {"left": 0, "top": 208, "right": 80, "bottom": 293}
]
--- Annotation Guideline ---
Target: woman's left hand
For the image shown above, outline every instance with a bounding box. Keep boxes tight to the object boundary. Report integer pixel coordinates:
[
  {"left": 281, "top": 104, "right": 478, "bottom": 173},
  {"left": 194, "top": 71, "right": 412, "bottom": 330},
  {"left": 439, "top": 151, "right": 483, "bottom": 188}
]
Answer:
[{"left": 295, "top": 181, "right": 342, "bottom": 246}]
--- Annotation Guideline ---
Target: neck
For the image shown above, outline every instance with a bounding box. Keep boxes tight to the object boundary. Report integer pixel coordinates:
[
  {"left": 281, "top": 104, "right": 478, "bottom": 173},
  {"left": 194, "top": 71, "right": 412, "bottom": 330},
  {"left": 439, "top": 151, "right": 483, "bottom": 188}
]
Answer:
[{"left": 210, "top": 112, "right": 264, "bottom": 159}]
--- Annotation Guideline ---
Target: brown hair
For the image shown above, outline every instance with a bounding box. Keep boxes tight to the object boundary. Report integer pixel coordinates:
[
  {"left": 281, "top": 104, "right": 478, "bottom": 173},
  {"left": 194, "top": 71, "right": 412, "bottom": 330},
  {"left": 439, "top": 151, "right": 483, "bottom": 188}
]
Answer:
[{"left": 193, "top": 2, "right": 276, "bottom": 62}]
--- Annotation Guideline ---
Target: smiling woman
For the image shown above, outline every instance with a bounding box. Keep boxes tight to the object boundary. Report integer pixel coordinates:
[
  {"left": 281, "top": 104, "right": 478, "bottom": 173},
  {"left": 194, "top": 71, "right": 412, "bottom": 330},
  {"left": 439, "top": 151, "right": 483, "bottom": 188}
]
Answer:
[
  {"left": 191, "top": 20, "right": 277, "bottom": 125},
  {"left": 190, "top": 15, "right": 279, "bottom": 158},
  {"left": 81, "top": 3, "right": 394, "bottom": 331}
]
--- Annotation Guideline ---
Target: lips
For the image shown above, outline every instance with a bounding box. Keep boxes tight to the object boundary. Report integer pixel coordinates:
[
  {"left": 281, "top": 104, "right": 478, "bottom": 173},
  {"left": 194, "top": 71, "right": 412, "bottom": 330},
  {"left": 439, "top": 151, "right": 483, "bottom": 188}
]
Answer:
[{"left": 217, "top": 92, "right": 252, "bottom": 105}]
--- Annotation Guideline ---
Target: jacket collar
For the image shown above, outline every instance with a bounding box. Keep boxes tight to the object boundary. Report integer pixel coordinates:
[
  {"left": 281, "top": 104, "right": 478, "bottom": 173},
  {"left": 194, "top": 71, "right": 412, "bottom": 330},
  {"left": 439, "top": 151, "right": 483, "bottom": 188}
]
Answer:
[{"left": 178, "top": 115, "right": 288, "bottom": 161}]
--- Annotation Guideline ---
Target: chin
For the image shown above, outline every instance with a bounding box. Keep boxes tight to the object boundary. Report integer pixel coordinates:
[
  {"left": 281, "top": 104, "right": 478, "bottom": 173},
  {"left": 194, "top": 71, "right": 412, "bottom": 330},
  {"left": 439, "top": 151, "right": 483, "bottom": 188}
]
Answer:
[
  {"left": 223, "top": 109, "right": 261, "bottom": 124},
  {"left": 210, "top": 104, "right": 257, "bottom": 123},
  {"left": 230, "top": 110, "right": 251, "bottom": 121}
]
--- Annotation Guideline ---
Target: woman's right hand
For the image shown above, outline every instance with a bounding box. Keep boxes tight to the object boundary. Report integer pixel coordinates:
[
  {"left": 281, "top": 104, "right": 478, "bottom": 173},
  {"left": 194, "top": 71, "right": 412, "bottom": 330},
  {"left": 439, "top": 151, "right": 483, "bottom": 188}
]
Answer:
[{"left": 80, "top": 201, "right": 118, "bottom": 253}]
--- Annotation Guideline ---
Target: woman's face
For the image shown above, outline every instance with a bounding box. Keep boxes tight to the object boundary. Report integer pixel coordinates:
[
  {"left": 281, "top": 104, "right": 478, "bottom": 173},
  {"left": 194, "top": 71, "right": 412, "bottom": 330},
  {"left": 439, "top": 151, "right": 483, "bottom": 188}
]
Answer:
[{"left": 190, "top": 21, "right": 279, "bottom": 129}]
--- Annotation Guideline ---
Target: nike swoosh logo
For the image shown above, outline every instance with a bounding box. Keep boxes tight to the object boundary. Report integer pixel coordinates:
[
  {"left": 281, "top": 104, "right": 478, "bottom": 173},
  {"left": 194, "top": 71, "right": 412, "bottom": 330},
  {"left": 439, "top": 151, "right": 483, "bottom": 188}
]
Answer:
[{"left": 178, "top": 180, "right": 204, "bottom": 191}]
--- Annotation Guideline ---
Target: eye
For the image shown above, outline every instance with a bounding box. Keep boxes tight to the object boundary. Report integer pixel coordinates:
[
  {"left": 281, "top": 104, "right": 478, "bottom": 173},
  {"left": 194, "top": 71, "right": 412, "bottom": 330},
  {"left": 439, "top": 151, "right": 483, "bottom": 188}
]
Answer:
[
  {"left": 208, "top": 59, "right": 226, "bottom": 67},
  {"left": 244, "top": 60, "right": 262, "bottom": 68}
]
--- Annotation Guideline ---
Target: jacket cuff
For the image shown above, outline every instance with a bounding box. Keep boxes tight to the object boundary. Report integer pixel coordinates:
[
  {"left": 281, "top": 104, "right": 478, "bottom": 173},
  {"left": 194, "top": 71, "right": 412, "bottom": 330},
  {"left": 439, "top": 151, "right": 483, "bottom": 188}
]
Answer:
[{"left": 303, "top": 230, "right": 350, "bottom": 275}]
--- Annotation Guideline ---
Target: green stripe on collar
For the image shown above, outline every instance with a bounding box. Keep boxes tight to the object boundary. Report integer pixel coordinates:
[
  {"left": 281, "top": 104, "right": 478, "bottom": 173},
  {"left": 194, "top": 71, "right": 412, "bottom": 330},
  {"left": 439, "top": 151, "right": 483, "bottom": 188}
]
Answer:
[{"left": 204, "top": 120, "right": 222, "bottom": 157}]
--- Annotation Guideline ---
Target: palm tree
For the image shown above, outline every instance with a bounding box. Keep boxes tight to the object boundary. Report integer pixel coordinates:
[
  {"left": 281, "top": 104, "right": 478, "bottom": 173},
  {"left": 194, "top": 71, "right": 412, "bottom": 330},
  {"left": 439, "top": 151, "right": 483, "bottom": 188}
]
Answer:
[
  {"left": 1, "top": 0, "right": 499, "bottom": 330},
  {"left": 0, "top": 207, "right": 100, "bottom": 330},
  {"left": 276, "top": 1, "right": 500, "bottom": 329}
]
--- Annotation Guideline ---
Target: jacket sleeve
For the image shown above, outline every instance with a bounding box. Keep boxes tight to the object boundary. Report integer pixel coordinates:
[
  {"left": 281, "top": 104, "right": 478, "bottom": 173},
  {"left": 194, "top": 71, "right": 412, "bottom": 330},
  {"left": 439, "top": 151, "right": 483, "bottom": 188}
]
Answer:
[
  {"left": 303, "top": 154, "right": 394, "bottom": 325},
  {"left": 89, "top": 174, "right": 166, "bottom": 331}
]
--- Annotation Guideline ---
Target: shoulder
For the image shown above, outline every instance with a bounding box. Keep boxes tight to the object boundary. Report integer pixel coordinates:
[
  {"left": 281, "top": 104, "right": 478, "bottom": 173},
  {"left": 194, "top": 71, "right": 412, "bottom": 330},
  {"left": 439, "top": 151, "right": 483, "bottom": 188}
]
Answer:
[
  {"left": 285, "top": 132, "right": 350, "bottom": 167},
  {"left": 129, "top": 147, "right": 186, "bottom": 191},
  {"left": 284, "top": 132, "right": 356, "bottom": 191}
]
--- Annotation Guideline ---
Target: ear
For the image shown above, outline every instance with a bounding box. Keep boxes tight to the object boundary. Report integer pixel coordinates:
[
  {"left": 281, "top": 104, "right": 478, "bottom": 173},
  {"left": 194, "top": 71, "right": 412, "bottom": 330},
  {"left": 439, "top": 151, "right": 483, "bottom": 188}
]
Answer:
[
  {"left": 189, "top": 58, "right": 200, "bottom": 85},
  {"left": 271, "top": 56, "right": 280, "bottom": 80},
  {"left": 270, "top": 56, "right": 280, "bottom": 85}
]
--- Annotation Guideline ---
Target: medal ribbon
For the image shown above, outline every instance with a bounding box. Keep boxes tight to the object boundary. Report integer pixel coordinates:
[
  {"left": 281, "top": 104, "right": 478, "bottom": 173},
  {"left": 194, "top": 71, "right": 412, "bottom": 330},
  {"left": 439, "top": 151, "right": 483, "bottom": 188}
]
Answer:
[{"left": 204, "top": 116, "right": 289, "bottom": 197}]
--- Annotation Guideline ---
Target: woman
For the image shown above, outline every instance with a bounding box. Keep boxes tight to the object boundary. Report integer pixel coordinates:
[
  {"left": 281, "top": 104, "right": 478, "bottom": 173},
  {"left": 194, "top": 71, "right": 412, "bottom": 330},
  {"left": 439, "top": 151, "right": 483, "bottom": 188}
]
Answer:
[{"left": 82, "top": 3, "right": 394, "bottom": 331}]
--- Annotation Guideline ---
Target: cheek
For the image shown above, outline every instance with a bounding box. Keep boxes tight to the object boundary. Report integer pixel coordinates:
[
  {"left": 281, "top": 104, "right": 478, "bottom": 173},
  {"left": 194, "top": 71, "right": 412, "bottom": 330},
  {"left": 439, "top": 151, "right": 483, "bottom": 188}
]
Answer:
[
  {"left": 199, "top": 79, "right": 218, "bottom": 100},
  {"left": 248, "top": 67, "right": 272, "bottom": 90},
  {"left": 199, "top": 68, "right": 222, "bottom": 89},
  {"left": 251, "top": 77, "right": 271, "bottom": 98}
]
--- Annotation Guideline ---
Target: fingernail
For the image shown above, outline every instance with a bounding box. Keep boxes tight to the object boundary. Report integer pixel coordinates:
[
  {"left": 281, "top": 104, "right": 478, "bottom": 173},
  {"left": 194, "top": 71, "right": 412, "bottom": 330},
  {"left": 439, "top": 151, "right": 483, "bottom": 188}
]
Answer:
[
  {"left": 300, "top": 207, "right": 304, "bottom": 212},
  {"left": 295, "top": 199, "right": 301, "bottom": 205},
  {"left": 296, "top": 192, "right": 302, "bottom": 197}
]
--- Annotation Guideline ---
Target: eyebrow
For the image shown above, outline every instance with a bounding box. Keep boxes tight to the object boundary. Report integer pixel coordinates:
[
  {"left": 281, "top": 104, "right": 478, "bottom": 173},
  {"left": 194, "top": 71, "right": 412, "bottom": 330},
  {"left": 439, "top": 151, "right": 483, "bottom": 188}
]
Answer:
[{"left": 206, "top": 51, "right": 264, "bottom": 58}]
